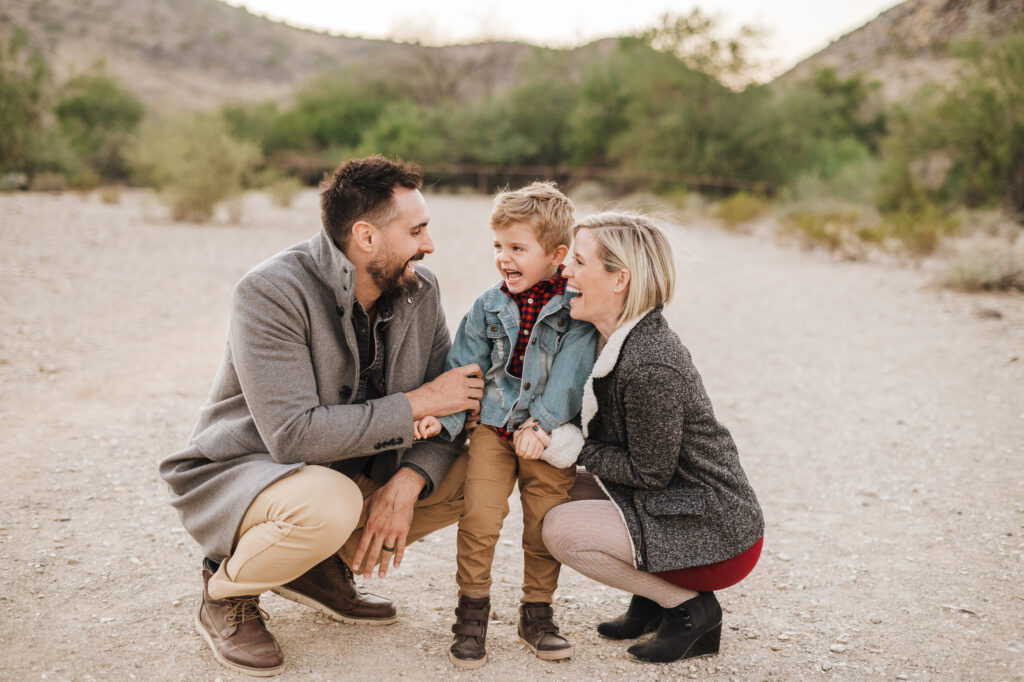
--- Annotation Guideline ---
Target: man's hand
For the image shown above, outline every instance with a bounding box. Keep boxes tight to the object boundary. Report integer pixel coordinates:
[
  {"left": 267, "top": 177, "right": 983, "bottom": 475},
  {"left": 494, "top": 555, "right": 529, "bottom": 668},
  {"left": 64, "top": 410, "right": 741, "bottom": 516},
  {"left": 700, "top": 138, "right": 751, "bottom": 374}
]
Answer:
[
  {"left": 350, "top": 467, "right": 425, "bottom": 578},
  {"left": 405, "top": 364, "right": 483, "bottom": 420},
  {"left": 513, "top": 418, "right": 550, "bottom": 460}
]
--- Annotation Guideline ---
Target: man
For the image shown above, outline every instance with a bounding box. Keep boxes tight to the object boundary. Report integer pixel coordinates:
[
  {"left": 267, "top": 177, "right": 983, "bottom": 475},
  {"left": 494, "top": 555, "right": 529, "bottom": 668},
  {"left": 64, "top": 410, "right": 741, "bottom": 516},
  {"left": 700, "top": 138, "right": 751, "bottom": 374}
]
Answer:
[{"left": 159, "top": 156, "right": 483, "bottom": 676}]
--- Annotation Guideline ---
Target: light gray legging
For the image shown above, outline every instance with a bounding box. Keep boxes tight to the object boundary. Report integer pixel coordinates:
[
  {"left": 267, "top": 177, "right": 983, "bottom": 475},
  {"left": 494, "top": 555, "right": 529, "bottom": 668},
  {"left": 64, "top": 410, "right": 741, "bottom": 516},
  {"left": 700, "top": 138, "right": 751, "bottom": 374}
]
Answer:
[{"left": 542, "top": 499, "right": 697, "bottom": 608}]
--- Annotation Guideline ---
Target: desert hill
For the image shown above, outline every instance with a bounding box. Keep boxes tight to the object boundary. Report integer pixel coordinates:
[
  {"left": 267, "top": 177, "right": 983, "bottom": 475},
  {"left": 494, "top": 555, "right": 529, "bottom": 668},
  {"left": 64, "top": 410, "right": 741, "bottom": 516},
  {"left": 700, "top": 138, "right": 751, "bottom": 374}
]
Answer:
[
  {"left": 0, "top": 0, "right": 551, "bottom": 108},
  {"left": 778, "top": 0, "right": 1024, "bottom": 100}
]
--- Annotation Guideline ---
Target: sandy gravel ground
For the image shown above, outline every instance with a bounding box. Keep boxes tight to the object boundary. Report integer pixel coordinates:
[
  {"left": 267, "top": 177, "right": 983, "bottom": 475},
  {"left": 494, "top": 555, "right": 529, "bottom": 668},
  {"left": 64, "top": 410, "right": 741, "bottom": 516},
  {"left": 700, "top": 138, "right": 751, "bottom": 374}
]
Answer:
[{"left": 0, "top": 189, "right": 1021, "bottom": 681}]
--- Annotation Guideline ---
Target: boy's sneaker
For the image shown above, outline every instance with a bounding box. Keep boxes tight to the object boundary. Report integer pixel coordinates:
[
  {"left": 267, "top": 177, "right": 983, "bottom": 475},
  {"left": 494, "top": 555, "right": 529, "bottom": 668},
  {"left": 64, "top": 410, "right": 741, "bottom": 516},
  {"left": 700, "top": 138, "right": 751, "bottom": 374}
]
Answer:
[
  {"left": 519, "top": 602, "right": 574, "bottom": 660},
  {"left": 449, "top": 595, "right": 490, "bottom": 669}
]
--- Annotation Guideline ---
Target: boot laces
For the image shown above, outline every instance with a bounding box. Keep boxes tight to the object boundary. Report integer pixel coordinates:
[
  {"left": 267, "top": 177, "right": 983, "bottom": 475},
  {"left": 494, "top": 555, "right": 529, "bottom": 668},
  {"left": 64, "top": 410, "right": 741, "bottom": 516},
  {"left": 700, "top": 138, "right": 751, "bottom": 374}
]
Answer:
[
  {"left": 323, "top": 555, "right": 354, "bottom": 583},
  {"left": 225, "top": 596, "right": 269, "bottom": 626}
]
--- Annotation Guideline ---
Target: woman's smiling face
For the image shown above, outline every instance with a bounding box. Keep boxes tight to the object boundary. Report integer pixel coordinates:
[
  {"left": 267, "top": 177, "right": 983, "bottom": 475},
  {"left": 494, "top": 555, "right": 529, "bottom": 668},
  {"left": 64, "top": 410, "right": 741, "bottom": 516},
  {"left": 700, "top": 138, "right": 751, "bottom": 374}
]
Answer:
[{"left": 563, "top": 228, "right": 627, "bottom": 337}]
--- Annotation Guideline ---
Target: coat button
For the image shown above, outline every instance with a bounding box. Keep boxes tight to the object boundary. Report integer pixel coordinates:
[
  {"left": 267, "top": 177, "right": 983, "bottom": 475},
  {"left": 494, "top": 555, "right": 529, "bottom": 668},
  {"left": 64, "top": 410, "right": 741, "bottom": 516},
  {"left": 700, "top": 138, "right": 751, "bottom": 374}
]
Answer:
[
  {"left": 490, "top": 324, "right": 498, "bottom": 332},
  {"left": 524, "top": 382, "right": 531, "bottom": 390},
  {"left": 336, "top": 305, "right": 345, "bottom": 317},
  {"left": 557, "top": 319, "right": 565, "bottom": 327}
]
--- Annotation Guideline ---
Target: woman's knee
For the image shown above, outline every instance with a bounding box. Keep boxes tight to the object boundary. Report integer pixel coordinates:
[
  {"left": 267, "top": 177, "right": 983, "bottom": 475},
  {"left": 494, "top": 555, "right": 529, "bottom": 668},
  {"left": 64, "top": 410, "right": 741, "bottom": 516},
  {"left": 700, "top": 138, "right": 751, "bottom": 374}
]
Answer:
[{"left": 541, "top": 503, "right": 572, "bottom": 563}]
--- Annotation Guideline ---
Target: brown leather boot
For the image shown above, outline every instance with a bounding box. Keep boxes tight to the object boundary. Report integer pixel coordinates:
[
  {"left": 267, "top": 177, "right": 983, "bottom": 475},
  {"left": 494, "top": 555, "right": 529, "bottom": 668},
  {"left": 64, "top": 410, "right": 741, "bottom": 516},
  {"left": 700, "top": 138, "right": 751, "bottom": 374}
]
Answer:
[
  {"left": 519, "top": 602, "right": 574, "bottom": 660},
  {"left": 195, "top": 569, "right": 284, "bottom": 677},
  {"left": 449, "top": 595, "right": 490, "bottom": 669},
  {"left": 272, "top": 554, "right": 397, "bottom": 625}
]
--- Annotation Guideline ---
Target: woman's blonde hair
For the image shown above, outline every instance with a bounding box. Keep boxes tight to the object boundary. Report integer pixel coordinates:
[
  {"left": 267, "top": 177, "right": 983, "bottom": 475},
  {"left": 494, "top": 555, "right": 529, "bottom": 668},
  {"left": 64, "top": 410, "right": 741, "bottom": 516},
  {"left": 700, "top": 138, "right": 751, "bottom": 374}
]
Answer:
[{"left": 574, "top": 212, "right": 675, "bottom": 325}]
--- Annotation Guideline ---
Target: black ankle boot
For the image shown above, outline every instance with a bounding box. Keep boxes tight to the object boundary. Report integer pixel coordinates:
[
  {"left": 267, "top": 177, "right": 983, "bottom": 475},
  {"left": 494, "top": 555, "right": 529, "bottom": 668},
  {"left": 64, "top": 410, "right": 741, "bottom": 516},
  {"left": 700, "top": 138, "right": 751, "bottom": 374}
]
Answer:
[
  {"left": 627, "top": 592, "right": 722, "bottom": 663},
  {"left": 597, "top": 594, "right": 662, "bottom": 639}
]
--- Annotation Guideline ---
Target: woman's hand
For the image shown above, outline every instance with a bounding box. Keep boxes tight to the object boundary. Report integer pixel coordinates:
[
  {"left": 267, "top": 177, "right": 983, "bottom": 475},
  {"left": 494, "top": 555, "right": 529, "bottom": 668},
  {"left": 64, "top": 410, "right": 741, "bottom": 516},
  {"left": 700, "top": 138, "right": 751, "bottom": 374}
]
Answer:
[
  {"left": 513, "top": 418, "right": 550, "bottom": 459},
  {"left": 413, "top": 416, "right": 442, "bottom": 440}
]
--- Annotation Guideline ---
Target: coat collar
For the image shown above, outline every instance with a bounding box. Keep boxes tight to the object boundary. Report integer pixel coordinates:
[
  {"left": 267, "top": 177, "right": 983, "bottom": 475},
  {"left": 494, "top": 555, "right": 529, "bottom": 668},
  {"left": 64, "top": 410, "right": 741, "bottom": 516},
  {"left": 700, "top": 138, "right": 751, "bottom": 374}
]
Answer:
[{"left": 581, "top": 306, "right": 658, "bottom": 437}]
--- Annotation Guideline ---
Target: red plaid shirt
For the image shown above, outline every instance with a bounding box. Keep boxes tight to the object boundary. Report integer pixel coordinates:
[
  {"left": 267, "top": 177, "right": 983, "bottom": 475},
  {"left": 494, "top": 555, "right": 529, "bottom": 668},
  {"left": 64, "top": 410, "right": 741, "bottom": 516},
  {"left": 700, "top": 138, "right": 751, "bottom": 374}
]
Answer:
[{"left": 495, "top": 265, "right": 566, "bottom": 440}]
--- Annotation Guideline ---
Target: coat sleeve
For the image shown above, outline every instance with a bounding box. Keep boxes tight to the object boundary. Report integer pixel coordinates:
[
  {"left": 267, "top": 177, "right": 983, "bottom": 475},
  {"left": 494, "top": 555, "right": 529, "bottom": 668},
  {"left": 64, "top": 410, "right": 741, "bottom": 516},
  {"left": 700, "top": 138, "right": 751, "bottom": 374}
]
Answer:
[
  {"left": 528, "top": 320, "right": 596, "bottom": 434},
  {"left": 229, "top": 272, "right": 415, "bottom": 465},
  {"left": 398, "top": 286, "right": 467, "bottom": 497},
  {"left": 437, "top": 294, "right": 494, "bottom": 440},
  {"left": 577, "top": 363, "right": 685, "bottom": 489}
]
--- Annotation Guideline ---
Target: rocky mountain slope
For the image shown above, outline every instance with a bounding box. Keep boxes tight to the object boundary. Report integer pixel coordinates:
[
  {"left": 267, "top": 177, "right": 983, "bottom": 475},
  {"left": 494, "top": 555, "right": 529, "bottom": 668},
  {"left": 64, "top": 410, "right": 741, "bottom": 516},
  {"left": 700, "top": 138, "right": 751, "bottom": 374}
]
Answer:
[
  {"left": 778, "top": 0, "right": 1024, "bottom": 100},
  {"left": 0, "top": 0, "right": 544, "bottom": 108}
]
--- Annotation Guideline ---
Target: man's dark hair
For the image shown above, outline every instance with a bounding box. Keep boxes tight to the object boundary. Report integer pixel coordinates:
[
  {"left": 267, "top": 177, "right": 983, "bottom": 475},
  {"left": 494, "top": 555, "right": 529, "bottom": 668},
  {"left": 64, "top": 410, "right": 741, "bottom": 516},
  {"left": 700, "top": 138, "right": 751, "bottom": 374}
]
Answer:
[{"left": 319, "top": 156, "right": 423, "bottom": 251}]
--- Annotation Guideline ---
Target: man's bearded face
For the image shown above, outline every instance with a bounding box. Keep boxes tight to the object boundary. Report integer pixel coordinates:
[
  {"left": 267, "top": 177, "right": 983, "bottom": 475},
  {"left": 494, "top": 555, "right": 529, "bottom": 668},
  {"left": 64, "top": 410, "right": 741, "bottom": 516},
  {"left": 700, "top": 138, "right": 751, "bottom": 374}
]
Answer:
[{"left": 368, "top": 240, "right": 422, "bottom": 298}]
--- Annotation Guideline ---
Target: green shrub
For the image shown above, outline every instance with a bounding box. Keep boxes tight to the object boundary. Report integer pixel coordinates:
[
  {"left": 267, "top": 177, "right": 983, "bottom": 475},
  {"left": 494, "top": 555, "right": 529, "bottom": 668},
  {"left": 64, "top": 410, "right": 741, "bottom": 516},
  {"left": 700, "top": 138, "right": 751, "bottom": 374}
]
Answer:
[
  {"left": 780, "top": 208, "right": 860, "bottom": 251},
  {"left": 716, "top": 193, "right": 769, "bottom": 228},
  {"left": 29, "top": 172, "right": 66, "bottom": 192},
  {"left": 878, "top": 203, "right": 960, "bottom": 255},
  {"left": 55, "top": 68, "right": 144, "bottom": 181},
  {"left": 264, "top": 174, "right": 303, "bottom": 208},
  {"left": 130, "top": 113, "right": 260, "bottom": 222},
  {"left": 98, "top": 185, "right": 122, "bottom": 204}
]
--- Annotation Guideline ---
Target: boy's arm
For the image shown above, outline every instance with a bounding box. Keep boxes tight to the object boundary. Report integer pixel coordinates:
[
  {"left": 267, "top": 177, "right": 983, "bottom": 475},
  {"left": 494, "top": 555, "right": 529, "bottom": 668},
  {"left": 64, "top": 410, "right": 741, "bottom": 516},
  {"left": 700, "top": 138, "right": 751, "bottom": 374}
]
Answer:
[
  {"left": 437, "top": 296, "right": 494, "bottom": 440},
  {"left": 528, "top": 320, "right": 597, "bottom": 433}
]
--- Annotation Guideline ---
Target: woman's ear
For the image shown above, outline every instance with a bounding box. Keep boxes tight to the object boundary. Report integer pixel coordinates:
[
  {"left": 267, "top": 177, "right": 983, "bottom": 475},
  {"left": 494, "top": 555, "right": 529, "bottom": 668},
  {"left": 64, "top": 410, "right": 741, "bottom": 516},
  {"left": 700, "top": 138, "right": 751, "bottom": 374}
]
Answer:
[{"left": 614, "top": 269, "right": 631, "bottom": 294}]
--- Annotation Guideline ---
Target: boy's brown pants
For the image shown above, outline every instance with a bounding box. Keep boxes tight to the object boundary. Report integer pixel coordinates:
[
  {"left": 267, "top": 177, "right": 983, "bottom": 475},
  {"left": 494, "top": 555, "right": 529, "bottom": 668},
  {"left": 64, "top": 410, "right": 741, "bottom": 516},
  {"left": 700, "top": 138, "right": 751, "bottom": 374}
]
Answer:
[{"left": 456, "top": 425, "right": 576, "bottom": 603}]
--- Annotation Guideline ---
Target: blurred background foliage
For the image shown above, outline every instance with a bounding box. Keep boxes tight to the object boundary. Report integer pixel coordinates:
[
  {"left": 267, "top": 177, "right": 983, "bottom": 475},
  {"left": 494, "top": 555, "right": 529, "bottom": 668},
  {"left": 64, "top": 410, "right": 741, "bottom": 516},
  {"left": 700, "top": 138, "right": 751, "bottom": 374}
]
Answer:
[{"left": 1, "top": 13, "right": 1023, "bottom": 242}]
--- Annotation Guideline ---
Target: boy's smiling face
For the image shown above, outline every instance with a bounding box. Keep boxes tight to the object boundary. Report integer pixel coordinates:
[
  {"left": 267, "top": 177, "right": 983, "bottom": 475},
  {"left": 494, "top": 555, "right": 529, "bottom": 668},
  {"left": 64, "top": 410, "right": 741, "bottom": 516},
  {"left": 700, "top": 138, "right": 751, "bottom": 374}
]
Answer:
[{"left": 492, "top": 221, "right": 567, "bottom": 294}]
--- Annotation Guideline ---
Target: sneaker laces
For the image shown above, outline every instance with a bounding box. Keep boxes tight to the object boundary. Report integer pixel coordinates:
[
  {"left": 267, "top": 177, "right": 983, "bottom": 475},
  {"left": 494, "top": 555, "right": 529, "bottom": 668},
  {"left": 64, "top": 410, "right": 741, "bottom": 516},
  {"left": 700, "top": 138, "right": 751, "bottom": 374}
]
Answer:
[{"left": 225, "top": 596, "right": 270, "bottom": 626}]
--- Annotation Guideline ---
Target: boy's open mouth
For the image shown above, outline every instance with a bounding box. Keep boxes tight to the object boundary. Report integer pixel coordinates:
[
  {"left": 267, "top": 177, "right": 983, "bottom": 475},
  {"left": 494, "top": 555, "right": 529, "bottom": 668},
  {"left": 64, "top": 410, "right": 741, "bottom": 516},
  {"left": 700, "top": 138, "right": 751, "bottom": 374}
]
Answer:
[{"left": 504, "top": 269, "right": 523, "bottom": 283}]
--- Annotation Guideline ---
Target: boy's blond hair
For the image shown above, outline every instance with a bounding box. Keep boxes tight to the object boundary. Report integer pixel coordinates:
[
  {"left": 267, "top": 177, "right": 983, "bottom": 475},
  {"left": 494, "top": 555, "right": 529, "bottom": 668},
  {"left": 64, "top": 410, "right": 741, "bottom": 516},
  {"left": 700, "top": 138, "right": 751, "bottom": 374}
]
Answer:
[{"left": 490, "top": 181, "right": 575, "bottom": 254}]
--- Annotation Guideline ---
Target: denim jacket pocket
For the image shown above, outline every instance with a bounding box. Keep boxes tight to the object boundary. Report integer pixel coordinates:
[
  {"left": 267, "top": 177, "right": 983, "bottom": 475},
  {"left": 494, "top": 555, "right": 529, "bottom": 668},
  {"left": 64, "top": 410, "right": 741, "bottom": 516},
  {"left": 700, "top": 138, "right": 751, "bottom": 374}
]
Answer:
[
  {"left": 536, "top": 316, "right": 566, "bottom": 354},
  {"left": 485, "top": 321, "right": 507, "bottom": 368}
]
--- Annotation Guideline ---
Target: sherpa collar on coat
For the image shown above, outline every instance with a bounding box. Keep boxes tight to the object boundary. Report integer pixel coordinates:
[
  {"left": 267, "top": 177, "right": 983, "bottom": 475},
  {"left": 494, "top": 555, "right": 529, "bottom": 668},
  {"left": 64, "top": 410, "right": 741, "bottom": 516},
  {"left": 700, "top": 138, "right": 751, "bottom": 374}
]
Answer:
[{"left": 581, "top": 307, "right": 657, "bottom": 438}]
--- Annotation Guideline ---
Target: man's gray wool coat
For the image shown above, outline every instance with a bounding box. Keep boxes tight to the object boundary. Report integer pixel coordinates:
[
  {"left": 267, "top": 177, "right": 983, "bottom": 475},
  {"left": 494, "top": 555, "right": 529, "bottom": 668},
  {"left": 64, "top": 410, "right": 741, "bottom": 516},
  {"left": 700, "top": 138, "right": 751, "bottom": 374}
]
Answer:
[
  {"left": 578, "top": 307, "right": 764, "bottom": 573},
  {"left": 159, "top": 226, "right": 463, "bottom": 562}
]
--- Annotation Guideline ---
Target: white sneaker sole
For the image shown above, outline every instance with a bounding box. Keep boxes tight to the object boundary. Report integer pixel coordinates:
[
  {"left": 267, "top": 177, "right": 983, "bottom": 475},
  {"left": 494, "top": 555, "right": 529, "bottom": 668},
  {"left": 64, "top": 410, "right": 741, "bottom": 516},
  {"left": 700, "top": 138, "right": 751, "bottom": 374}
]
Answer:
[
  {"left": 270, "top": 586, "right": 398, "bottom": 626},
  {"left": 519, "top": 636, "right": 575, "bottom": 660},
  {"left": 449, "top": 649, "right": 488, "bottom": 669}
]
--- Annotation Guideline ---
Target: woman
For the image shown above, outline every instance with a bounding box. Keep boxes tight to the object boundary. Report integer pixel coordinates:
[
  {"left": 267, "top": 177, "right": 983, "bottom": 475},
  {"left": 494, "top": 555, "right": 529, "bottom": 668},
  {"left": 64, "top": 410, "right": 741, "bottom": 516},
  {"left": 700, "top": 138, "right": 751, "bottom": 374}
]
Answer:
[{"left": 541, "top": 212, "right": 764, "bottom": 663}]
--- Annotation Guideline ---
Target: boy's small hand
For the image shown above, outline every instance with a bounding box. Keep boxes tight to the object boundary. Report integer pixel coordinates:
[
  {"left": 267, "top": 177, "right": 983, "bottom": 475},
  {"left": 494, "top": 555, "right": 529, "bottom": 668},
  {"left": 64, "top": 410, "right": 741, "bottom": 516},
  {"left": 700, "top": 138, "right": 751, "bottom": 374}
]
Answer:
[
  {"left": 513, "top": 419, "right": 549, "bottom": 460},
  {"left": 413, "top": 416, "right": 442, "bottom": 440}
]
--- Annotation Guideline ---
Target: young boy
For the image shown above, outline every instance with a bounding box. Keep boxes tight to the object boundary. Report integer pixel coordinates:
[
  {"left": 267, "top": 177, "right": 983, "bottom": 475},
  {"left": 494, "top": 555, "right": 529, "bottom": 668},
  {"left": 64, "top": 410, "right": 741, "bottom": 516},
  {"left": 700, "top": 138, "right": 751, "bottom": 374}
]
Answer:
[{"left": 416, "top": 182, "right": 596, "bottom": 669}]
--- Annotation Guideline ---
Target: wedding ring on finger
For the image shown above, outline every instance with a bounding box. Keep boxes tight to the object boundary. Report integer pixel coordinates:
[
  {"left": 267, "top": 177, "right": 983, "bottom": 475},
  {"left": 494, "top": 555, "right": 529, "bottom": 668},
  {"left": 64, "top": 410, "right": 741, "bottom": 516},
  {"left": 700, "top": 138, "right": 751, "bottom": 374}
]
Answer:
[{"left": 381, "top": 544, "right": 395, "bottom": 552}]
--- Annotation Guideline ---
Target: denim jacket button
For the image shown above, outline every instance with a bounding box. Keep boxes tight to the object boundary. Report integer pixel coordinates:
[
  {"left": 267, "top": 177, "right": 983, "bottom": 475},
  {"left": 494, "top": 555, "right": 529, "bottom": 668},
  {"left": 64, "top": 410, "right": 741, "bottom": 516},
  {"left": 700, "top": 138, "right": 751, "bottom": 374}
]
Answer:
[
  {"left": 490, "top": 324, "right": 498, "bottom": 332},
  {"left": 524, "top": 382, "right": 531, "bottom": 390}
]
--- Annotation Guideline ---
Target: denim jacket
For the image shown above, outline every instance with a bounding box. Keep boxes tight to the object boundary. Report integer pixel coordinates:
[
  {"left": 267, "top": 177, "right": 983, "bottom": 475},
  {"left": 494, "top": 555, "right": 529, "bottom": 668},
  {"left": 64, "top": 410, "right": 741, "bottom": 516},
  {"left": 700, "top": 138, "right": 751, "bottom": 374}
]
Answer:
[{"left": 438, "top": 282, "right": 597, "bottom": 440}]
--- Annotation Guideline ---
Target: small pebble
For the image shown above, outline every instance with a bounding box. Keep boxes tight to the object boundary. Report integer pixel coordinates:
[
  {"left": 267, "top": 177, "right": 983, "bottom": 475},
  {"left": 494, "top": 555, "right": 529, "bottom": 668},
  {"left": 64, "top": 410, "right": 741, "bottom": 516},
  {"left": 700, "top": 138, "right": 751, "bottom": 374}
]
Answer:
[
  {"left": 821, "top": 661, "right": 833, "bottom": 671},
  {"left": 829, "top": 644, "right": 847, "bottom": 654},
  {"left": 777, "top": 552, "right": 792, "bottom": 562}
]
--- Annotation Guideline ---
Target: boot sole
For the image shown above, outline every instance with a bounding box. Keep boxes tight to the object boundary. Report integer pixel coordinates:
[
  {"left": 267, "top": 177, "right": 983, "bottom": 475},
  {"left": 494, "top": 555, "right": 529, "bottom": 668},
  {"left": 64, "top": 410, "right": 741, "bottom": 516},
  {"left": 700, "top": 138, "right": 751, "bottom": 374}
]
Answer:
[
  {"left": 519, "top": 636, "right": 574, "bottom": 660},
  {"left": 271, "top": 586, "right": 398, "bottom": 626},
  {"left": 448, "top": 650, "right": 487, "bottom": 669},
  {"left": 194, "top": 610, "right": 284, "bottom": 677}
]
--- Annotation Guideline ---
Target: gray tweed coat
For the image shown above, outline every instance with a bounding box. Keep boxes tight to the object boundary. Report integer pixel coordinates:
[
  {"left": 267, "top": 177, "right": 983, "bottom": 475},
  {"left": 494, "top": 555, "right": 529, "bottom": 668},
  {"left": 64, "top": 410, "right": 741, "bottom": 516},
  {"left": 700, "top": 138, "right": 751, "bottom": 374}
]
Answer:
[
  {"left": 159, "top": 227, "right": 462, "bottom": 562},
  {"left": 578, "top": 307, "right": 764, "bottom": 573}
]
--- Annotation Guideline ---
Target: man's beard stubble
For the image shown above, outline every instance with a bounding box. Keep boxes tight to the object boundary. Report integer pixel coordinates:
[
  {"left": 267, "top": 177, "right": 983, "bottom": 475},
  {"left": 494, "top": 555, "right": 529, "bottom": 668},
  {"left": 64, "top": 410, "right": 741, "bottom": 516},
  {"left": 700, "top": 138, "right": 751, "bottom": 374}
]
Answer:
[{"left": 368, "top": 248, "right": 423, "bottom": 299}]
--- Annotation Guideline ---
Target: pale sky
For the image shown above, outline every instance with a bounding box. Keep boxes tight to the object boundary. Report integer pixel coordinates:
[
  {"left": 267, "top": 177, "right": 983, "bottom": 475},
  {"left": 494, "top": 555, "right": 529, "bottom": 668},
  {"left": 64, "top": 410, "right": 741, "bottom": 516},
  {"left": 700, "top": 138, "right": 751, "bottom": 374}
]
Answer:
[{"left": 222, "top": 0, "right": 900, "bottom": 78}]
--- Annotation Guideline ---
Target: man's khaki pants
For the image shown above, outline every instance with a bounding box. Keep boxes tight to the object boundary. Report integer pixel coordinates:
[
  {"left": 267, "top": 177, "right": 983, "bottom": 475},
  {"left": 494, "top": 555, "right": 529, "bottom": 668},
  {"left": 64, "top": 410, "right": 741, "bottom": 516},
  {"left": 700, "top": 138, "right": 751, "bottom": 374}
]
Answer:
[
  {"left": 208, "top": 453, "right": 467, "bottom": 599},
  {"left": 456, "top": 425, "right": 576, "bottom": 603}
]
